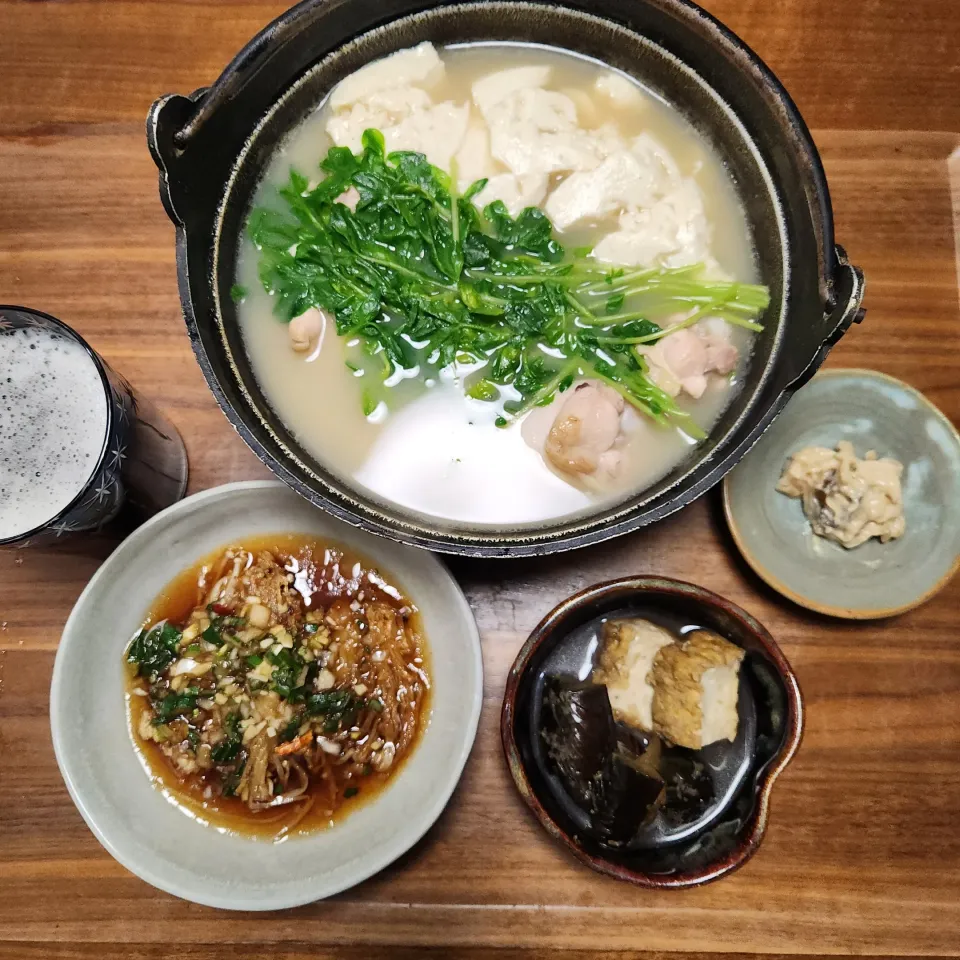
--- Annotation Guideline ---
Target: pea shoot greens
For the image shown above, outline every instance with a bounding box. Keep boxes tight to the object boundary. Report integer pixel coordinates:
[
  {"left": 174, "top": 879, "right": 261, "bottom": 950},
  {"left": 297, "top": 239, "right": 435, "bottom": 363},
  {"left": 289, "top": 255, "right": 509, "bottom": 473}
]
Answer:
[{"left": 249, "top": 129, "right": 769, "bottom": 434}]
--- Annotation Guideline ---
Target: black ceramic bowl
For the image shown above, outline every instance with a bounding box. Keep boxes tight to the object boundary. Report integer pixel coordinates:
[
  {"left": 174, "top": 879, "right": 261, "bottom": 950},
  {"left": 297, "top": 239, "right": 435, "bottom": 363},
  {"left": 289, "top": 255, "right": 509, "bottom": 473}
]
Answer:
[
  {"left": 148, "top": 0, "right": 864, "bottom": 557},
  {"left": 501, "top": 577, "right": 803, "bottom": 887}
]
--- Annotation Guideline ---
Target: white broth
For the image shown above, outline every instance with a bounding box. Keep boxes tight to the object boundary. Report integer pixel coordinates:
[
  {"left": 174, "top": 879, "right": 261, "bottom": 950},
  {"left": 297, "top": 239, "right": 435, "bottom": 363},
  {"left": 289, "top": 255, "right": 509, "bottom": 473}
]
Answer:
[{"left": 235, "top": 42, "right": 760, "bottom": 527}]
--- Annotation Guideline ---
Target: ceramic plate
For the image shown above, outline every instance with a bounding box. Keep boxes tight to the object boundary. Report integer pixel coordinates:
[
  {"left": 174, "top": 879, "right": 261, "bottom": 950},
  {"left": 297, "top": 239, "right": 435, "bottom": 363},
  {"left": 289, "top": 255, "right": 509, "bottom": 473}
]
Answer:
[
  {"left": 501, "top": 577, "right": 802, "bottom": 888},
  {"left": 723, "top": 369, "right": 960, "bottom": 618},
  {"left": 50, "top": 481, "right": 482, "bottom": 910}
]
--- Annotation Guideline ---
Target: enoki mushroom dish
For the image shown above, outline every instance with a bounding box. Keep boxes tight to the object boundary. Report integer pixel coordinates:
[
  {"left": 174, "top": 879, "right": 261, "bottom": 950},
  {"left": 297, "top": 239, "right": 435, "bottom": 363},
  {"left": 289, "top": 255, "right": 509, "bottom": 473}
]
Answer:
[{"left": 124, "top": 534, "right": 429, "bottom": 839}]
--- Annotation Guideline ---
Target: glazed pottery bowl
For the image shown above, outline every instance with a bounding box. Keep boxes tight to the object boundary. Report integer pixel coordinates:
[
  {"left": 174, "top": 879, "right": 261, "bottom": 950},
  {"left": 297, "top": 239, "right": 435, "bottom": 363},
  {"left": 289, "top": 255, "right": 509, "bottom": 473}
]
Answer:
[
  {"left": 724, "top": 368, "right": 960, "bottom": 618},
  {"left": 50, "top": 481, "right": 482, "bottom": 909},
  {"left": 149, "top": 0, "right": 863, "bottom": 556},
  {"left": 501, "top": 576, "right": 803, "bottom": 887}
]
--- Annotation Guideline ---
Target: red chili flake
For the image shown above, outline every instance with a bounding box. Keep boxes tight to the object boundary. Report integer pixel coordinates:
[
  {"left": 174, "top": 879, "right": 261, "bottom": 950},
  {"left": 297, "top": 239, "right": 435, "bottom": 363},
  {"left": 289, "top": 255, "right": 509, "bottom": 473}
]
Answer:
[{"left": 211, "top": 603, "right": 233, "bottom": 616}]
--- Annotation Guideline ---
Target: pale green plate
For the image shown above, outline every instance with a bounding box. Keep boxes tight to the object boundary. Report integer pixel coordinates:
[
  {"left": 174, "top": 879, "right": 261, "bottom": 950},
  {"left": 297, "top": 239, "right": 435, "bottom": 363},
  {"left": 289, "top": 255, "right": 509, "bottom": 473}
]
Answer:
[{"left": 723, "top": 369, "right": 960, "bottom": 618}]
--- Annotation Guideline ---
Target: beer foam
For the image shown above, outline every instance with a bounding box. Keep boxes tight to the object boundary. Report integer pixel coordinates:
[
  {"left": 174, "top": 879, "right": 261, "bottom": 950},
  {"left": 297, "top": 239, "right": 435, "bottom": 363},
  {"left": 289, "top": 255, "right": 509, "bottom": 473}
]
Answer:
[{"left": 0, "top": 326, "right": 110, "bottom": 540}]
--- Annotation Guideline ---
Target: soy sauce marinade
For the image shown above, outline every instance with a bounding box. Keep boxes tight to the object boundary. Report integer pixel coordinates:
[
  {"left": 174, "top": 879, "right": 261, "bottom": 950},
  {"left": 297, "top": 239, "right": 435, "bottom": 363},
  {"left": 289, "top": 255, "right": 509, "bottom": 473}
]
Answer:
[
  {"left": 536, "top": 606, "right": 755, "bottom": 848},
  {"left": 126, "top": 533, "right": 431, "bottom": 840}
]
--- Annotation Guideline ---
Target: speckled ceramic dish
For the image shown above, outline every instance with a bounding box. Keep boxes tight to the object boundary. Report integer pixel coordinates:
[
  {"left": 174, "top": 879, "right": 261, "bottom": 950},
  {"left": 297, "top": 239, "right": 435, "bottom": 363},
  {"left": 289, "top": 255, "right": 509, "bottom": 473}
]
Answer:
[
  {"left": 501, "top": 577, "right": 803, "bottom": 888},
  {"left": 723, "top": 369, "right": 960, "bottom": 618},
  {"left": 51, "top": 481, "right": 482, "bottom": 910}
]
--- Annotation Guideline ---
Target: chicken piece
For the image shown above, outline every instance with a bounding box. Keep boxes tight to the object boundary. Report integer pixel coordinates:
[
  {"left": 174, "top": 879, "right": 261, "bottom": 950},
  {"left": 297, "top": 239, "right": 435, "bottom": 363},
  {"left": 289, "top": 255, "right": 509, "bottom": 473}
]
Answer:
[
  {"left": 594, "top": 71, "right": 649, "bottom": 111},
  {"left": 592, "top": 618, "right": 676, "bottom": 731},
  {"left": 704, "top": 336, "right": 738, "bottom": 375},
  {"left": 324, "top": 598, "right": 366, "bottom": 681},
  {"left": 471, "top": 65, "right": 552, "bottom": 113},
  {"left": 640, "top": 327, "right": 740, "bottom": 400},
  {"left": 649, "top": 630, "right": 744, "bottom": 749},
  {"left": 544, "top": 381, "right": 625, "bottom": 478},
  {"left": 336, "top": 186, "right": 361, "bottom": 211},
  {"left": 288, "top": 307, "right": 326, "bottom": 353},
  {"left": 474, "top": 172, "right": 548, "bottom": 216},
  {"left": 645, "top": 328, "right": 709, "bottom": 399},
  {"left": 329, "top": 41, "right": 443, "bottom": 109},
  {"left": 544, "top": 150, "right": 661, "bottom": 230},
  {"left": 275, "top": 731, "right": 313, "bottom": 757},
  {"left": 593, "top": 179, "right": 712, "bottom": 268}
]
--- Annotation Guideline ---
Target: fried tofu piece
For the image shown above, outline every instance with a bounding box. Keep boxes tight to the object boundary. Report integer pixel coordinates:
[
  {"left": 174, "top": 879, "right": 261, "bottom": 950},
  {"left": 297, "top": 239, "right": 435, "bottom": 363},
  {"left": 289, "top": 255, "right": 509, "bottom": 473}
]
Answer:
[
  {"left": 592, "top": 618, "right": 675, "bottom": 731},
  {"left": 649, "top": 630, "right": 744, "bottom": 749}
]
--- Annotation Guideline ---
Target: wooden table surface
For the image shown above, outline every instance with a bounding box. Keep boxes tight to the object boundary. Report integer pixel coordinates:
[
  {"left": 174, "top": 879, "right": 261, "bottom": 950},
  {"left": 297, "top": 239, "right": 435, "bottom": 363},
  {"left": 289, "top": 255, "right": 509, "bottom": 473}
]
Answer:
[{"left": 1, "top": 1, "right": 959, "bottom": 957}]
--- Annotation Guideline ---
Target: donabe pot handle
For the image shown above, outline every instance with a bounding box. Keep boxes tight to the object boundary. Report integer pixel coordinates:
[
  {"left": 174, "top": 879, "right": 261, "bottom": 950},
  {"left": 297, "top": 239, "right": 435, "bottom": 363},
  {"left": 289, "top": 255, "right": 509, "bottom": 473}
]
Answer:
[
  {"left": 788, "top": 245, "right": 865, "bottom": 389},
  {"left": 146, "top": 90, "right": 209, "bottom": 225}
]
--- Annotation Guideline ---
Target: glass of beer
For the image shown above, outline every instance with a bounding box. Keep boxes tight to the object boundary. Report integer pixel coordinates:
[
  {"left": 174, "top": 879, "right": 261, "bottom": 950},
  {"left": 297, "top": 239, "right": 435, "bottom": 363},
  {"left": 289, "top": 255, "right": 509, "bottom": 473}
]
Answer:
[{"left": 0, "top": 306, "right": 189, "bottom": 547}]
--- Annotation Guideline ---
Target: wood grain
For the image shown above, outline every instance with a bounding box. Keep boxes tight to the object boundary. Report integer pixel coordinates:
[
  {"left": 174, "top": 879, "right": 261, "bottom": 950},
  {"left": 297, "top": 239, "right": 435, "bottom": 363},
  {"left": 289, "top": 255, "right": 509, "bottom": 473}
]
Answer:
[
  {"left": 1, "top": 0, "right": 960, "bottom": 134},
  {"left": 0, "top": 951, "right": 890, "bottom": 960},
  {"left": 1, "top": 1, "right": 959, "bottom": 957}
]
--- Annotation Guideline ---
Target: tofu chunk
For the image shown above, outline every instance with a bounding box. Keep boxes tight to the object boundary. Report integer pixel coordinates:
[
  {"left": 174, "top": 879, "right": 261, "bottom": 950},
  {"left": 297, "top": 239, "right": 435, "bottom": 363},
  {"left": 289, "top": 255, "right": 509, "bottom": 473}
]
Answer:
[
  {"left": 592, "top": 618, "right": 676, "bottom": 731},
  {"left": 594, "top": 71, "right": 649, "bottom": 111},
  {"left": 479, "top": 87, "right": 601, "bottom": 177},
  {"left": 544, "top": 150, "right": 661, "bottom": 230},
  {"left": 329, "top": 41, "right": 444, "bottom": 109},
  {"left": 326, "top": 85, "right": 431, "bottom": 151},
  {"left": 454, "top": 118, "right": 497, "bottom": 191},
  {"left": 327, "top": 90, "right": 469, "bottom": 169},
  {"left": 474, "top": 172, "right": 548, "bottom": 216},
  {"left": 631, "top": 132, "right": 684, "bottom": 190},
  {"left": 592, "top": 180, "right": 712, "bottom": 268},
  {"left": 385, "top": 101, "right": 470, "bottom": 168},
  {"left": 471, "top": 65, "right": 552, "bottom": 113}
]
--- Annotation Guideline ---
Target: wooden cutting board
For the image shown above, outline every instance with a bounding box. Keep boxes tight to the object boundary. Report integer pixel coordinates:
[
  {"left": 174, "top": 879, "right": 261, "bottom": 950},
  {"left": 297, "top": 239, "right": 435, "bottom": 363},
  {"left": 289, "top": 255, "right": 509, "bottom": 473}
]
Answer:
[{"left": 1, "top": 1, "right": 959, "bottom": 957}]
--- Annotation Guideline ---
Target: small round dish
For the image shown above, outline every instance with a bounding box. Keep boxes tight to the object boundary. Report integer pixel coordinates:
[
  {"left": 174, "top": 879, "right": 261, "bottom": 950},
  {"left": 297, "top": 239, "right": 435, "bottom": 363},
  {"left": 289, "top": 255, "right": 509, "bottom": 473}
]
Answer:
[
  {"left": 723, "top": 368, "right": 960, "bottom": 619},
  {"left": 50, "top": 480, "right": 482, "bottom": 910},
  {"left": 501, "top": 577, "right": 803, "bottom": 889}
]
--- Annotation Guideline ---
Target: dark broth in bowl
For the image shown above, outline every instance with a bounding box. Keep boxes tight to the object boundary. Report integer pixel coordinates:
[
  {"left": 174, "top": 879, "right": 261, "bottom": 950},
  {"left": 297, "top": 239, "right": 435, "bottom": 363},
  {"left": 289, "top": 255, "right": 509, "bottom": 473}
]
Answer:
[
  {"left": 125, "top": 533, "right": 430, "bottom": 841},
  {"left": 531, "top": 605, "right": 756, "bottom": 849}
]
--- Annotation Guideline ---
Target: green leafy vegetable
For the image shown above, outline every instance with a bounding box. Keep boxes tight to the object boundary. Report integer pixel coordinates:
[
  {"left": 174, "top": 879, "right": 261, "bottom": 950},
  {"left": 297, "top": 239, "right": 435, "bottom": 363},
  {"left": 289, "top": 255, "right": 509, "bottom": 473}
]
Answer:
[
  {"left": 306, "top": 689, "right": 366, "bottom": 731},
  {"left": 230, "top": 284, "right": 248, "bottom": 303},
  {"left": 153, "top": 686, "right": 200, "bottom": 724},
  {"left": 127, "top": 622, "right": 182, "bottom": 680},
  {"left": 249, "top": 129, "right": 770, "bottom": 434},
  {"left": 266, "top": 648, "right": 305, "bottom": 701},
  {"left": 211, "top": 712, "right": 243, "bottom": 764},
  {"left": 222, "top": 760, "right": 246, "bottom": 797},
  {"left": 466, "top": 378, "right": 499, "bottom": 401},
  {"left": 344, "top": 786, "right": 359, "bottom": 799},
  {"left": 361, "top": 388, "right": 379, "bottom": 418}
]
